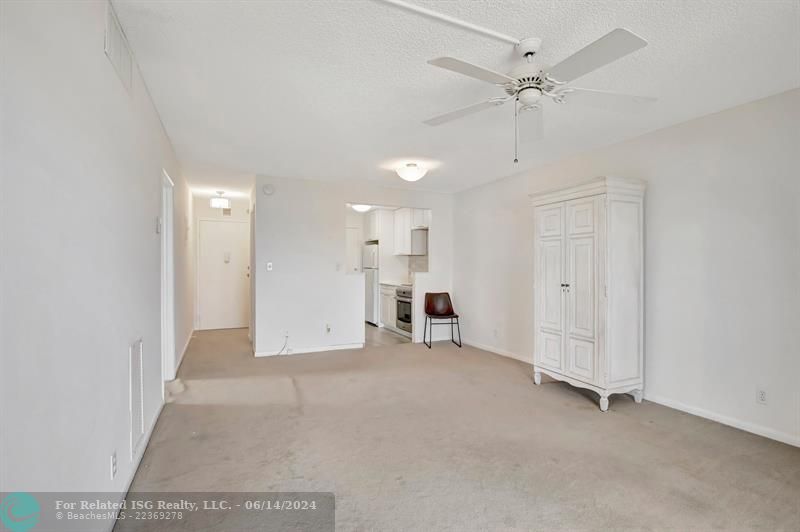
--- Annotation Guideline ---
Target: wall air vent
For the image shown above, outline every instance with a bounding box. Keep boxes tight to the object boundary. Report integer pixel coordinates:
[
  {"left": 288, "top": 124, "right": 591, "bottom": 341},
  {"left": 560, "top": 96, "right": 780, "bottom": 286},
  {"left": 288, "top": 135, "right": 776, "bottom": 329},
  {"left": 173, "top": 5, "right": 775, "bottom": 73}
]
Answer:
[
  {"left": 222, "top": 208, "right": 232, "bottom": 217},
  {"left": 129, "top": 339, "right": 145, "bottom": 458},
  {"left": 105, "top": 2, "right": 133, "bottom": 91}
]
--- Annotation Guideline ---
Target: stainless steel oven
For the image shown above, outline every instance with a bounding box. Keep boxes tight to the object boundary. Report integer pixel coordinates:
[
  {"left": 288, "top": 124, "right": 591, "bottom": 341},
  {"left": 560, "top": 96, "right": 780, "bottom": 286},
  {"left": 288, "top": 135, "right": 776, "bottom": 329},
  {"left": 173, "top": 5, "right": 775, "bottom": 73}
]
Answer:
[{"left": 396, "top": 286, "right": 412, "bottom": 333}]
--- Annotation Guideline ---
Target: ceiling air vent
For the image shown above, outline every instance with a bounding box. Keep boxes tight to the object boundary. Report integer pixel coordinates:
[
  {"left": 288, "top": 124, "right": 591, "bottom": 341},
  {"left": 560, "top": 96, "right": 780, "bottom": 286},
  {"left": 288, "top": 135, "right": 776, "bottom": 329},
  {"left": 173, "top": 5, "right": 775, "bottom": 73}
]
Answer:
[{"left": 105, "top": 3, "right": 133, "bottom": 91}]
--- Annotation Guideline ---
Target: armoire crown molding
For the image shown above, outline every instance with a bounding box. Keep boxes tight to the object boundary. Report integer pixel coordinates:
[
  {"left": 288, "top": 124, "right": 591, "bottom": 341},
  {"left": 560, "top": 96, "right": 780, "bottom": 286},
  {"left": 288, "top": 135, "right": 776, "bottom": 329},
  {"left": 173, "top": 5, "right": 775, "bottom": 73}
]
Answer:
[{"left": 529, "top": 176, "right": 646, "bottom": 207}]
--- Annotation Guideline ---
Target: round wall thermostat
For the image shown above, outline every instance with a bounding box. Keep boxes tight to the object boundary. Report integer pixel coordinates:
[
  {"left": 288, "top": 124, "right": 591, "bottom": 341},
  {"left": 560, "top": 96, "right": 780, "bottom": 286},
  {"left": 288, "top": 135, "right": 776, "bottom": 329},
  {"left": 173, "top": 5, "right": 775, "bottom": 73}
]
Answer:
[{"left": 263, "top": 184, "right": 274, "bottom": 196}]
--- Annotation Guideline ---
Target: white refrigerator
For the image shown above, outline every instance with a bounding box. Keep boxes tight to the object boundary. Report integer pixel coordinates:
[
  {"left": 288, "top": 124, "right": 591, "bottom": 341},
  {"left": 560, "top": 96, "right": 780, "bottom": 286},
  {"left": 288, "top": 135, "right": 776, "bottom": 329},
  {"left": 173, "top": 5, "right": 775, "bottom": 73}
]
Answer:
[{"left": 363, "top": 243, "right": 379, "bottom": 325}]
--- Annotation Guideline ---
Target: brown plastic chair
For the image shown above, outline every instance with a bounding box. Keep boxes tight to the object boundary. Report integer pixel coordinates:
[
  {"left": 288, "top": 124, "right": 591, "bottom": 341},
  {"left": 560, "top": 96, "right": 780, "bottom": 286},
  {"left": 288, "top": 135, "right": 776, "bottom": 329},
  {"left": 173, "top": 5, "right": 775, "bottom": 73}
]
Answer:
[{"left": 423, "top": 292, "right": 462, "bottom": 349}]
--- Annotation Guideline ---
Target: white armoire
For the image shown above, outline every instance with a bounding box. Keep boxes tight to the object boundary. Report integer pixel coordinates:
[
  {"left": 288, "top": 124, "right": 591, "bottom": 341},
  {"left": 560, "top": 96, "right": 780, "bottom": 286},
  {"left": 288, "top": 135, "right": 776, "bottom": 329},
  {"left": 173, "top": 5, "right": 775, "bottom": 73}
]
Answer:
[{"left": 531, "top": 177, "right": 645, "bottom": 411}]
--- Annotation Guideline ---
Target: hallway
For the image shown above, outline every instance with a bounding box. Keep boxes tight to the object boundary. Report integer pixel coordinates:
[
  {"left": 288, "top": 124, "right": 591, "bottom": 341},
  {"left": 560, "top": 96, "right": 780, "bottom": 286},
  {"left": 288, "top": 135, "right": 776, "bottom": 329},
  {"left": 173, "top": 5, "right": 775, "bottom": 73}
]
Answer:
[{"left": 128, "top": 329, "right": 800, "bottom": 531}]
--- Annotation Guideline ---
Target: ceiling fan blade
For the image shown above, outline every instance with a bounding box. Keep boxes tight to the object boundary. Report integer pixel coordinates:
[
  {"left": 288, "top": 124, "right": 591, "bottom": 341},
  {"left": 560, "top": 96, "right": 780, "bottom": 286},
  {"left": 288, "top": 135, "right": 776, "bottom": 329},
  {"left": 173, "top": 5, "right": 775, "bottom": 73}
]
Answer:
[
  {"left": 428, "top": 57, "right": 517, "bottom": 85},
  {"left": 547, "top": 28, "right": 647, "bottom": 83},
  {"left": 560, "top": 88, "right": 656, "bottom": 112},
  {"left": 424, "top": 97, "right": 510, "bottom": 126}
]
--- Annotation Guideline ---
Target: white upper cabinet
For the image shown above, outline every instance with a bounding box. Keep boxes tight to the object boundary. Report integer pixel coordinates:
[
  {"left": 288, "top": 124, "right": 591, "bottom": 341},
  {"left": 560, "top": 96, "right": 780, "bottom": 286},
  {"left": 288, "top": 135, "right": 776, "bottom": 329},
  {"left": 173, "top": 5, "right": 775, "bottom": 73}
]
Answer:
[
  {"left": 531, "top": 177, "right": 645, "bottom": 412},
  {"left": 411, "top": 208, "right": 430, "bottom": 229},
  {"left": 364, "top": 209, "right": 397, "bottom": 243},
  {"left": 394, "top": 208, "right": 430, "bottom": 255},
  {"left": 365, "top": 210, "right": 380, "bottom": 241}
]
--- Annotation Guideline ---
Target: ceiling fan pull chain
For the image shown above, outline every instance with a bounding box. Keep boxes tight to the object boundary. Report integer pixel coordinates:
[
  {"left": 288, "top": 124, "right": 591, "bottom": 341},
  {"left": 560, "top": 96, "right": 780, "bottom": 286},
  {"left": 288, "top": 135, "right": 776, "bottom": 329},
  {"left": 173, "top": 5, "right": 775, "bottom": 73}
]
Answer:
[{"left": 514, "top": 98, "right": 519, "bottom": 164}]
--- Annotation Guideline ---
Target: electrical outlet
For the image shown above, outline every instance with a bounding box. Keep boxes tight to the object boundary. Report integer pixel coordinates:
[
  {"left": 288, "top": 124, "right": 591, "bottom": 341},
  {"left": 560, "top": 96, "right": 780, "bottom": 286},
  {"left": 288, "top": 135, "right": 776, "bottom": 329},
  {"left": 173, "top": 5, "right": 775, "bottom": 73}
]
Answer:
[
  {"left": 266, "top": 262, "right": 273, "bottom": 271},
  {"left": 110, "top": 451, "right": 117, "bottom": 480},
  {"left": 756, "top": 389, "right": 767, "bottom": 405}
]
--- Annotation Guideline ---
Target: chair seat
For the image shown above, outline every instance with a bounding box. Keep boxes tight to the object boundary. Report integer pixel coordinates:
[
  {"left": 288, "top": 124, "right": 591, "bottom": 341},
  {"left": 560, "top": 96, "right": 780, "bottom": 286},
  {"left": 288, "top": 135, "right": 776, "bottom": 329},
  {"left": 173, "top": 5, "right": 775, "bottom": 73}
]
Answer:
[{"left": 427, "top": 313, "right": 458, "bottom": 319}]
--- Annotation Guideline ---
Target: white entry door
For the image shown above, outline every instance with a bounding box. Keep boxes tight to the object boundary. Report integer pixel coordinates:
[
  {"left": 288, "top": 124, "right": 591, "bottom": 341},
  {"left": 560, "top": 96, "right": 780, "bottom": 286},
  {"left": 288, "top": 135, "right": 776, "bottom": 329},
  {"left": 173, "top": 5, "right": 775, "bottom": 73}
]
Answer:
[{"left": 199, "top": 220, "right": 250, "bottom": 330}]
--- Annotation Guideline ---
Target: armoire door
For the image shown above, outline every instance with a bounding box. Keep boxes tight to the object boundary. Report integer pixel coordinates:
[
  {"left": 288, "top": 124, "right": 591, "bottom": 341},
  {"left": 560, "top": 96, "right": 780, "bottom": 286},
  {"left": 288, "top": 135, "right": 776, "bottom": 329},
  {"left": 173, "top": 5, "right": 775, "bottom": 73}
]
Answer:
[
  {"left": 536, "top": 204, "right": 565, "bottom": 371},
  {"left": 565, "top": 198, "right": 597, "bottom": 383}
]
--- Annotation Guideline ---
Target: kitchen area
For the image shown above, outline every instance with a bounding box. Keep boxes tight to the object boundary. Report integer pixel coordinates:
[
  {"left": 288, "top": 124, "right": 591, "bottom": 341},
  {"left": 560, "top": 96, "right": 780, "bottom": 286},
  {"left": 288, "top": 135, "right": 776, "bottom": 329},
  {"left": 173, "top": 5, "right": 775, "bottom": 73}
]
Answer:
[{"left": 345, "top": 203, "right": 431, "bottom": 347}]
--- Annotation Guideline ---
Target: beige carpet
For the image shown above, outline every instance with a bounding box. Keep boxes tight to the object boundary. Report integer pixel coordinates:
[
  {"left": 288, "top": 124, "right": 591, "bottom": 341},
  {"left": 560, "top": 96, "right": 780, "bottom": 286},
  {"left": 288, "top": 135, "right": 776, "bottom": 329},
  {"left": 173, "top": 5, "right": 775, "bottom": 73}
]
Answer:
[{"left": 130, "top": 329, "right": 800, "bottom": 531}]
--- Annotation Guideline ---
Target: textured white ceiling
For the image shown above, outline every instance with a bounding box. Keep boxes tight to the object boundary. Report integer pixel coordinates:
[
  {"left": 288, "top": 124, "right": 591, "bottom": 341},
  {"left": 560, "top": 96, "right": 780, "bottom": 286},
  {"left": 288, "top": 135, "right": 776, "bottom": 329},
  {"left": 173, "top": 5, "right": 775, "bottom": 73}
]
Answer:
[{"left": 114, "top": 0, "right": 800, "bottom": 193}]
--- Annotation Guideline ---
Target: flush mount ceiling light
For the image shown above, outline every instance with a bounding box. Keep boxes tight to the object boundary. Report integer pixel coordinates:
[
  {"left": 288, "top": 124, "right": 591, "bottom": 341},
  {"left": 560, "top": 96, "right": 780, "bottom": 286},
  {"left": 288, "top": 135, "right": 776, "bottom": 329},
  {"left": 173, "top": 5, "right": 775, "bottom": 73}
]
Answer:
[
  {"left": 210, "top": 191, "right": 230, "bottom": 209},
  {"left": 396, "top": 163, "right": 428, "bottom": 182},
  {"left": 351, "top": 204, "right": 372, "bottom": 213}
]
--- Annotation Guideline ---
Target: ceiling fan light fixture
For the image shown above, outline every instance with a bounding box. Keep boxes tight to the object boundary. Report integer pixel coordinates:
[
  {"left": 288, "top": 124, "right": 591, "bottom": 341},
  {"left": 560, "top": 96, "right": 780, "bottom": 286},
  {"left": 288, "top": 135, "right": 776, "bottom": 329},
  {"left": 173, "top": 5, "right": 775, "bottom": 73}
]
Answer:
[
  {"left": 351, "top": 204, "right": 372, "bottom": 213},
  {"left": 396, "top": 163, "right": 427, "bottom": 182},
  {"left": 518, "top": 87, "right": 542, "bottom": 106}
]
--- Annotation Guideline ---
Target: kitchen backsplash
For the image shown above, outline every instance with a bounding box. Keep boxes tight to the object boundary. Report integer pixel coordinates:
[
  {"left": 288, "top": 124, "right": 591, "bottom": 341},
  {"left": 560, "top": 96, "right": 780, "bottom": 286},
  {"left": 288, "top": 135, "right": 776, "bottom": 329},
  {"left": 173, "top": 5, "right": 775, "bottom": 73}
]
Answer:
[{"left": 408, "top": 254, "right": 428, "bottom": 274}]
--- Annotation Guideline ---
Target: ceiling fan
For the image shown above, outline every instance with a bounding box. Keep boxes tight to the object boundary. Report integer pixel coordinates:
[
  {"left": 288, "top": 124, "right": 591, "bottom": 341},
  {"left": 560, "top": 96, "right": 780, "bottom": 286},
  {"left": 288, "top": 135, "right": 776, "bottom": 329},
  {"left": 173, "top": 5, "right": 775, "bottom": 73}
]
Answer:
[
  {"left": 375, "top": 0, "right": 656, "bottom": 163},
  {"left": 426, "top": 30, "right": 656, "bottom": 161}
]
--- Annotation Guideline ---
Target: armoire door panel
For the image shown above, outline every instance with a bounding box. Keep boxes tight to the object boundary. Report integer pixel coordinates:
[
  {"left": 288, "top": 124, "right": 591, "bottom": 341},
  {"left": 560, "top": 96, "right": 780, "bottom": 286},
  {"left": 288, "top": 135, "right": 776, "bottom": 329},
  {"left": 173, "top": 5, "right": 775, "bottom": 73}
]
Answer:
[
  {"left": 538, "top": 239, "right": 564, "bottom": 332},
  {"left": 567, "top": 338, "right": 595, "bottom": 382},
  {"left": 539, "top": 331, "right": 563, "bottom": 371},
  {"left": 567, "top": 199, "right": 595, "bottom": 235},
  {"left": 568, "top": 236, "right": 595, "bottom": 339},
  {"left": 537, "top": 205, "right": 563, "bottom": 238}
]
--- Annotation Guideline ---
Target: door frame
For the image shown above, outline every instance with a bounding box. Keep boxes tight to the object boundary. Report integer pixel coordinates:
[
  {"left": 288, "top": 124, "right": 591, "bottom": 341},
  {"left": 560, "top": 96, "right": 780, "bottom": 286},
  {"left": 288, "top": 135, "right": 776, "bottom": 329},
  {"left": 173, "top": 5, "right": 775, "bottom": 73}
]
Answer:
[
  {"left": 160, "top": 170, "right": 176, "bottom": 386},
  {"left": 196, "top": 218, "right": 250, "bottom": 331}
]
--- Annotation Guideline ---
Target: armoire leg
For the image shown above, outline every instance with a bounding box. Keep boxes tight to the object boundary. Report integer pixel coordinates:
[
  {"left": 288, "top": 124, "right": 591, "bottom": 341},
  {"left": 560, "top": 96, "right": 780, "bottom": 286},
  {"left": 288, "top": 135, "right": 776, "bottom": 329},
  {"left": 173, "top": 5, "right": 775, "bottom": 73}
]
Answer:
[
  {"left": 631, "top": 389, "right": 643, "bottom": 404},
  {"left": 533, "top": 371, "right": 542, "bottom": 385},
  {"left": 599, "top": 395, "right": 609, "bottom": 412}
]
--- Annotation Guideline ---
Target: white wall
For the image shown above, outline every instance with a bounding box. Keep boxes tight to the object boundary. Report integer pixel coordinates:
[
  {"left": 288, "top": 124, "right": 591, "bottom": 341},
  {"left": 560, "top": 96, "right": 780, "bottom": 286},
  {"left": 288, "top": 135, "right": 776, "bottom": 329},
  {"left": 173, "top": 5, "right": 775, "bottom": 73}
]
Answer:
[
  {"left": 0, "top": 1, "right": 193, "bottom": 509},
  {"left": 173, "top": 182, "right": 195, "bottom": 379},
  {"left": 253, "top": 176, "right": 454, "bottom": 354},
  {"left": 345, "top": 208, "right": 365, "bottom": 234},
  {"left": 454, "top": 89, "right": 800, "bottom": 446}
]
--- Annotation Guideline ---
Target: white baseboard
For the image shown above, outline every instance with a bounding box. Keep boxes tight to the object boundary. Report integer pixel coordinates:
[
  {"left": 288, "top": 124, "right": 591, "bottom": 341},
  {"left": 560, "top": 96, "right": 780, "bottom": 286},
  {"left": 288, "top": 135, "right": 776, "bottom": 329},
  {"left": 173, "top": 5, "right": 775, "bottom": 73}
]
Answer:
[
  {"left": 107, "top": 399, "right": 164, "bottom": 532},
  {"left": 255, "top": 343, "right": 363, "bottom": 357},
  {"left": 463, "top": 339, "right": 532, "bottom": 364},
  {"left": 644, "top": 392, "right": 799, "bottom": 448}
]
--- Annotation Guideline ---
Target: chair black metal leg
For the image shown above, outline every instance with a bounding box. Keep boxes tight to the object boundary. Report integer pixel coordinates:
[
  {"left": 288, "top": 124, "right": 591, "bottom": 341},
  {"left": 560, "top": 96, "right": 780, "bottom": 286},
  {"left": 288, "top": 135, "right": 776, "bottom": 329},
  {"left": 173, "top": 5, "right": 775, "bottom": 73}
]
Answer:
[
  {"left": 424, "top": 316, "right": 431, "bottom": 348},
  {"left": 452, "top": 317, "right": 462, "bottom": 347},
  {"left": 450, "top": 318, "right": 454, "bottom": 343}
]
